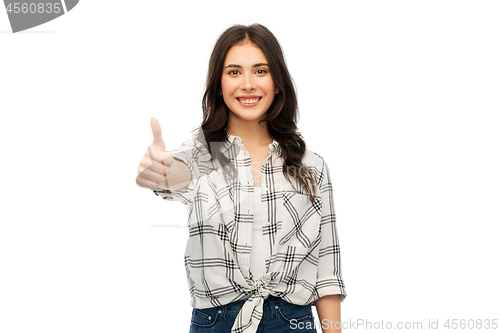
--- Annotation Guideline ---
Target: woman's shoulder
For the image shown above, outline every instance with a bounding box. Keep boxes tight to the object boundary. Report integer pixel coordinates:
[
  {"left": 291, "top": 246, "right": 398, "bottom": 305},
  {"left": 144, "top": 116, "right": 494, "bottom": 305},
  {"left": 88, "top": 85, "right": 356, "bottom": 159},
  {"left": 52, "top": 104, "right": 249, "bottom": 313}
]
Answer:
[{"left": 302, "top": 147, "right": 327, "bottom": 170}]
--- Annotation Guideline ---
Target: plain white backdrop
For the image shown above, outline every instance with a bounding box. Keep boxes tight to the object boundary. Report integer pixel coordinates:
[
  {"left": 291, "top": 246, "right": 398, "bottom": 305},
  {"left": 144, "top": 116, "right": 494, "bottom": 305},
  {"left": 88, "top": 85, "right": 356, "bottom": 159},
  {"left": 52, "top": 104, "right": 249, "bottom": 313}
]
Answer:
[{"left": 1, "top": 1, "right": 499, "bottom": 332}]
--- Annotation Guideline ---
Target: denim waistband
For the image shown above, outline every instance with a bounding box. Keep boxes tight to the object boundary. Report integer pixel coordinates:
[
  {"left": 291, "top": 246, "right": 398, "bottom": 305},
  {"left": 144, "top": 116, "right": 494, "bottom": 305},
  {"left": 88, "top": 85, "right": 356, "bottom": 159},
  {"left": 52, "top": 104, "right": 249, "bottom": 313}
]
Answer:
[{"left": 223, "top": 294, "right": 288, "bottom": 311}]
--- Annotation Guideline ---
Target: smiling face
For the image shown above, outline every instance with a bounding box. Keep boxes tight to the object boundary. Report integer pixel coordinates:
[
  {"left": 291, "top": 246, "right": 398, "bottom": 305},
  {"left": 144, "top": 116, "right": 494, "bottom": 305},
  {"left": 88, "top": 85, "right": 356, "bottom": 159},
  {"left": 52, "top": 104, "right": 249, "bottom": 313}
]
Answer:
[{"left": 221, "top": 40, "right": 279, "bottom": 124}]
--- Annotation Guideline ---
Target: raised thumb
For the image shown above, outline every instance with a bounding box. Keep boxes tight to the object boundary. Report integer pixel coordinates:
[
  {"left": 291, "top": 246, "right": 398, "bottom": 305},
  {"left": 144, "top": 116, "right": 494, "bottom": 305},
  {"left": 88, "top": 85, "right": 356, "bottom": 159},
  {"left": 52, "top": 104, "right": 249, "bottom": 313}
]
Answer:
[{"left": 150, "top": 117, "right": 166, "bottom": 151}]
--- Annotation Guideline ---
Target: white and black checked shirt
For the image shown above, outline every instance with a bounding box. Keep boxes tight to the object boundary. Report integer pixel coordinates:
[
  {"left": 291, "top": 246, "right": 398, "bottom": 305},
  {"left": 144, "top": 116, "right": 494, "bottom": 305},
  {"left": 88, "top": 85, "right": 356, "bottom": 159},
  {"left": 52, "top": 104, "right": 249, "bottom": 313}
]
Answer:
[{"left": 153, "top": 133, "right": 346, "bottom": 333}]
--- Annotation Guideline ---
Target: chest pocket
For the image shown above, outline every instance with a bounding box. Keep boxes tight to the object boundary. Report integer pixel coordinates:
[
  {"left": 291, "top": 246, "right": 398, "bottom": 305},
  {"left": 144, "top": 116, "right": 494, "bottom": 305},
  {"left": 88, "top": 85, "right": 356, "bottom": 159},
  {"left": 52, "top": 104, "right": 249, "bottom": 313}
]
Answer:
[{"left": 278, "top": 192, "right": 322, "bottom": 248}]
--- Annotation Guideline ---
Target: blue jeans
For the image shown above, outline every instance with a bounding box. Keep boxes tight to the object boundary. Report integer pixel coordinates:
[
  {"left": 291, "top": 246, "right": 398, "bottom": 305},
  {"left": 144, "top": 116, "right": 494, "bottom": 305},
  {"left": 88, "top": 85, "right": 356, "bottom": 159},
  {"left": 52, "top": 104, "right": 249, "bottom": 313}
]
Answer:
[{"left": 189, "top": 295, "right": 317, "bottom": 333}]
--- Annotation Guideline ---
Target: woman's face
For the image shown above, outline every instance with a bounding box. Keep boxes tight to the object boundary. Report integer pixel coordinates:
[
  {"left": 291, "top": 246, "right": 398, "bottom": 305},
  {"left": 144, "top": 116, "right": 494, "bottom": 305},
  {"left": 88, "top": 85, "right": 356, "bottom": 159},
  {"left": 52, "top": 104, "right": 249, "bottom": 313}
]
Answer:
[{"left": 221, "top": 41, "right": 279, "bottom": 124}]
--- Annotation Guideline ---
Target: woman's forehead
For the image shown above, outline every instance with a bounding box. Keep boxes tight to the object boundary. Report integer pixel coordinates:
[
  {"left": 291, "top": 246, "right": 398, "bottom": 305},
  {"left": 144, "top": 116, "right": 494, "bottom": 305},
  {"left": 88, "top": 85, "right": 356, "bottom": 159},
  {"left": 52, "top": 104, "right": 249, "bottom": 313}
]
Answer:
[{"left": 224, "top": 43, "right": 268, "bottom": 65}]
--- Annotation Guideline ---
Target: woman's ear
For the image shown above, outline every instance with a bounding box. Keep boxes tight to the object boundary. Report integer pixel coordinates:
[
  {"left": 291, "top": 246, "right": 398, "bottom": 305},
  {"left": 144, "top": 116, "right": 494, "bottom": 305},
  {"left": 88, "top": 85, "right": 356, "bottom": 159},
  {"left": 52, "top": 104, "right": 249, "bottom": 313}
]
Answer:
[{"left": 275, "top": 87, "right": 279, "bottom": 94}]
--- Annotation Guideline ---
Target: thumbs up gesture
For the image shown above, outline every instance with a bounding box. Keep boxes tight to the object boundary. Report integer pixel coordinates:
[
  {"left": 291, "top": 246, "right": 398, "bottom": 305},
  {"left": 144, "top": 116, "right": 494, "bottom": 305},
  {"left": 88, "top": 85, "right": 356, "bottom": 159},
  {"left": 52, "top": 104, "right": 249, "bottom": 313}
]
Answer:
[{"left": 136, "top": 117, "right": 175, "bottom": 190}]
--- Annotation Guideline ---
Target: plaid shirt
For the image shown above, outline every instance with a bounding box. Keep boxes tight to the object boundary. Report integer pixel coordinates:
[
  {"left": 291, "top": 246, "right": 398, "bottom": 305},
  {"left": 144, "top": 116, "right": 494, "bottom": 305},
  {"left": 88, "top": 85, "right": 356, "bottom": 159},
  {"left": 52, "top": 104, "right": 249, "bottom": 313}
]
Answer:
[{"left": 153, "top": 133, "right": 346, "bottom": 333}]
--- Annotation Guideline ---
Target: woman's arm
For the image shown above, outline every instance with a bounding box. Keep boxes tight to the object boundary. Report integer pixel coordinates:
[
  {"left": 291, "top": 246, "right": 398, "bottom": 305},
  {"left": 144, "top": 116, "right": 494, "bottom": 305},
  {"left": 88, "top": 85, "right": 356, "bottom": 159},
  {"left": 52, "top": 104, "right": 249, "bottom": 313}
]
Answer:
[
  {"left": 313, "top": 158, "right": 346, "bottom": 332},
  {"left": 315, "top": 294, "right": 341, "bottom": 332}
]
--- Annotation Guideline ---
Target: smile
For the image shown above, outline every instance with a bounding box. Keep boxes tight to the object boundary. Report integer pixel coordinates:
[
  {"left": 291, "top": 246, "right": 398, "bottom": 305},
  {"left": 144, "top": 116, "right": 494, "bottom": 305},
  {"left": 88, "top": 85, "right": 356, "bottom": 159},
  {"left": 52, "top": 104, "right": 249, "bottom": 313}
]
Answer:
[{"left": 236, "top": 97, "right": 262, "bottom": 107}]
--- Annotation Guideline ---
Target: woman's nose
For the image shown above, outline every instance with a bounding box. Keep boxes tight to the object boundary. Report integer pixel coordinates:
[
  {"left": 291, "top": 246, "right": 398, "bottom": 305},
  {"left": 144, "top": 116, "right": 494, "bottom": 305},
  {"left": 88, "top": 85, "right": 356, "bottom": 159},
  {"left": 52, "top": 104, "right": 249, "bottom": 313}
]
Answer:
[{"left": 241, "top": 74, "right": 255, "bottom": 90}]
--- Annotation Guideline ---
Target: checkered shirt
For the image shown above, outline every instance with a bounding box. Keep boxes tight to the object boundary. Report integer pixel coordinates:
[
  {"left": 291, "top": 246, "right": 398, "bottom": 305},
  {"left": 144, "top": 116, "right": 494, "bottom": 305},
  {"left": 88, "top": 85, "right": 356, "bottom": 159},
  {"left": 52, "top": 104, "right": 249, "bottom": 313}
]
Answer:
[{"left": 152, "top": 133, "right": 347, "bottom": 333}]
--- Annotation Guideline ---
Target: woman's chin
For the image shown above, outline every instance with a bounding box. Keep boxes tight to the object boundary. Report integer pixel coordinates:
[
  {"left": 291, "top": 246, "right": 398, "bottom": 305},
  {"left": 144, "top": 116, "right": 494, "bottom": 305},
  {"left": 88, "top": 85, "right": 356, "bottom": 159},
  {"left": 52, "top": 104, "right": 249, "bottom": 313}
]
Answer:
[{"left": 229, "top": 109, "right": 267, "bottom": 122}]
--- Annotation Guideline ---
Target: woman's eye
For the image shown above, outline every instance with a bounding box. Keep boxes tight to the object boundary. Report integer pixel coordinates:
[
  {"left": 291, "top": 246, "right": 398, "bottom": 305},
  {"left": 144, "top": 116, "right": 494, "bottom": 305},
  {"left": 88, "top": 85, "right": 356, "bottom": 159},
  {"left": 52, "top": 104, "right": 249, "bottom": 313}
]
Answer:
[{"left": 227, "top": 69, "right": 267, "bottom": 75}]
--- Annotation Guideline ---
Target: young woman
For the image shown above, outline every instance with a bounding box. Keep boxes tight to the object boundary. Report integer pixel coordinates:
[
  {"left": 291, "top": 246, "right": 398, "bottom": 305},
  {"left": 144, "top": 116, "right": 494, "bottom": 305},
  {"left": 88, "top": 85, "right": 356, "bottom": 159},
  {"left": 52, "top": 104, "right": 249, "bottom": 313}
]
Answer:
[{"left": 136, "top": 24, "right": 347, "bottom": 333}]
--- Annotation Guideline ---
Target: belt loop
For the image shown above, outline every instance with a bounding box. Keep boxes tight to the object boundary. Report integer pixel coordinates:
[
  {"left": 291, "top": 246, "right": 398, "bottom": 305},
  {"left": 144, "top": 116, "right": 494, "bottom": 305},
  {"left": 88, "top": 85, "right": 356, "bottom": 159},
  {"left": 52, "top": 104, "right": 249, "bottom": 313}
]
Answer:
[{"left": 222, "top": 304, "right": 227, "bottom": 320}]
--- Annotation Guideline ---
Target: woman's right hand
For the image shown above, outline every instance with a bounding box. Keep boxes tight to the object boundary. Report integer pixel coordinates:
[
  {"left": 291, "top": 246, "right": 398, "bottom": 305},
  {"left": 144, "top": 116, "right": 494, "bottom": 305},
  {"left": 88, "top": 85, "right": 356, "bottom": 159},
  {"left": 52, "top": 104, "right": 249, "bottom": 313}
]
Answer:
[{"left": 136, "top": 117, "right": 174, "bottom": 191}]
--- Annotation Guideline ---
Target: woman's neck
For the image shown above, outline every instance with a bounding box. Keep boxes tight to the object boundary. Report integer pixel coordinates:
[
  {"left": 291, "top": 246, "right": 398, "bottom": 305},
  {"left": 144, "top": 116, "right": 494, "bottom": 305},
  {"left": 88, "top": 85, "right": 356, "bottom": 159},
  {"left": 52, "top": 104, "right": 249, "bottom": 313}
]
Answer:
[{"left": 226, "top": 120, "right": 273, "bottom": 148}]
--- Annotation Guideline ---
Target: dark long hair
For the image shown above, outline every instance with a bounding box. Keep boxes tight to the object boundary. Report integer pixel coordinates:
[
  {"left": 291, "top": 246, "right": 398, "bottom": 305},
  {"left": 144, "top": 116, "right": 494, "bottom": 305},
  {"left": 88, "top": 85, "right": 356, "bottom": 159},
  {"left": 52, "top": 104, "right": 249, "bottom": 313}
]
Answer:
[{"left": 191, "top": 23, "right": 318, "bottom": 203}]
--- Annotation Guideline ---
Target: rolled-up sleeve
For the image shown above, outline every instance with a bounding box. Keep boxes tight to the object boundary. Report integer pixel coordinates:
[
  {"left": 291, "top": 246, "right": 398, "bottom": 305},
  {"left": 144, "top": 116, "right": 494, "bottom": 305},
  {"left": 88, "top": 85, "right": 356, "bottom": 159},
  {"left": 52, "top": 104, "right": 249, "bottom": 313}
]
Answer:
[
  {"left": 152, "top": 138, "right": 201, "bottom": 206},
  {"left": 315, "top": 159, "right": 347, "bottom": 302}
]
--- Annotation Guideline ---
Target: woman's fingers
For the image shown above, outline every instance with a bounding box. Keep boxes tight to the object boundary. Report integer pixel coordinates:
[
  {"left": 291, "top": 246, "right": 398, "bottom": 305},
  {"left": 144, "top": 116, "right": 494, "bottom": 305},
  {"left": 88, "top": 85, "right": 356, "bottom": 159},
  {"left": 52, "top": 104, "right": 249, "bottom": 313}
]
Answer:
[
  {"left": 135, "top": 176, "right": 160, "bottom": 191},
  {"left": 147, "top": 146, "right": 174, "bottom": 165},
  {"left": 139, "top": 164, "right": 171, "bottom": 185},
  {"left": 138, "top": 146, "right": 173, "bottom": 174}
]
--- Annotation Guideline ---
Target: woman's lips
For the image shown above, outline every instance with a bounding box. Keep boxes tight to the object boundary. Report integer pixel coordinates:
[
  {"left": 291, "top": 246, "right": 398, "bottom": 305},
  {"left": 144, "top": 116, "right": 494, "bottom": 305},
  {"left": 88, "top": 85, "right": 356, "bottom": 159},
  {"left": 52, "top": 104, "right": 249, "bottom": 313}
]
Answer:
[{"left": 236, "top": 97, "right": 261, "bottom": 107}]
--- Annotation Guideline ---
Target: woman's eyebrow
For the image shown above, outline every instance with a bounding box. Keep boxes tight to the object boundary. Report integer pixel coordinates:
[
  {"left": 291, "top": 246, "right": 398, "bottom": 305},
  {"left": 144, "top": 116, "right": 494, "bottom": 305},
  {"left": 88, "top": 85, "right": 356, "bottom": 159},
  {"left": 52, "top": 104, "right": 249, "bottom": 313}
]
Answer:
[{"left": 223, "top": 63, "right": 269, "bottom": 69}]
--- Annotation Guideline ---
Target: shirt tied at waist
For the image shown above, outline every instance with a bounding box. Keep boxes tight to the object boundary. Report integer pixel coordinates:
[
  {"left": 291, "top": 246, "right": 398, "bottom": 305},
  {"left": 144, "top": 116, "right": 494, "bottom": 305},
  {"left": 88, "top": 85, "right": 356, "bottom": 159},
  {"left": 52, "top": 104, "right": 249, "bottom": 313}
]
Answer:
[{"left": 231, "top": 273, "right": 272, "bottom": 333}]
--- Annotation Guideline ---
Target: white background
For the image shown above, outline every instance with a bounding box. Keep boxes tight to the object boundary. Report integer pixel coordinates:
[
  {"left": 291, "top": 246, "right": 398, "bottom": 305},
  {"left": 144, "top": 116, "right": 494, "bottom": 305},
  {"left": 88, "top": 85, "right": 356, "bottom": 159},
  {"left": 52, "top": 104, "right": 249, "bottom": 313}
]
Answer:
[{"left": 1, "top": 1, "right": 499, "bottom": 332}]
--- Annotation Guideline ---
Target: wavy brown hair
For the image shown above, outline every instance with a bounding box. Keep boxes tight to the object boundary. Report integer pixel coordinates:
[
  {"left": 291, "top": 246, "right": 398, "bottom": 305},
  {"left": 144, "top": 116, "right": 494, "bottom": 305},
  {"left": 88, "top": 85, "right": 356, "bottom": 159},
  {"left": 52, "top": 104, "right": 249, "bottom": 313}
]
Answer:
[{"left": 191, "top": 23, "right": 318, "bottom": 203}]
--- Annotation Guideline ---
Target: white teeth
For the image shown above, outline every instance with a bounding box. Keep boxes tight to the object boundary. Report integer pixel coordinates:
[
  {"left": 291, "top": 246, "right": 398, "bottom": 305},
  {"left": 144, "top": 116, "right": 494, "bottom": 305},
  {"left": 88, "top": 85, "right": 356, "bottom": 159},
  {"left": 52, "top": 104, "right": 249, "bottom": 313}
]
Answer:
[{"left": 238, "top": 98, "right": 260, "bottom": 104}]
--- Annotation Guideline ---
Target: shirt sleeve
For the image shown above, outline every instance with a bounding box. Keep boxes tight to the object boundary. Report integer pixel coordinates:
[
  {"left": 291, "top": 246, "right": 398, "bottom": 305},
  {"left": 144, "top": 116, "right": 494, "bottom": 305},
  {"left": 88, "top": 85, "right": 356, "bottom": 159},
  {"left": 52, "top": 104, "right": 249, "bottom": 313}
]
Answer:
[
  {"left": 152, "top": 138, "right": 201, "bottom": 206},
  {"left": 315, "top": 159, "right": 347, "bottom": 302}
]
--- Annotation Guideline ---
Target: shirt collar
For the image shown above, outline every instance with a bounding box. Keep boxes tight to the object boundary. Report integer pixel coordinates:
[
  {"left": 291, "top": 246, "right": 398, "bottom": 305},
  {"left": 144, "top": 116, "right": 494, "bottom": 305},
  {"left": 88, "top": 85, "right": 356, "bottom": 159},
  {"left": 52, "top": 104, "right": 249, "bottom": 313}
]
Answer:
[{"left": 226, "top": 133, "right": 282, "bottom": 156}]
